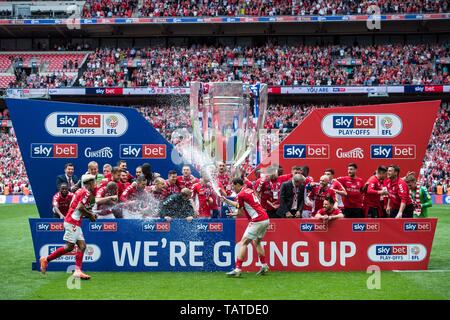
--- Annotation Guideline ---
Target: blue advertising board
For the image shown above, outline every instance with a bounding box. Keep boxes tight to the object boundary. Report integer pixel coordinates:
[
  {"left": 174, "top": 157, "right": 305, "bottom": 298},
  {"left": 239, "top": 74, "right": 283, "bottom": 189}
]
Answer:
[
  {"left": 30, "top": 219, "right": 236, "bottom": 271},
  {"left": 6, "top": 98, "right": 190, "bottom": 217}
]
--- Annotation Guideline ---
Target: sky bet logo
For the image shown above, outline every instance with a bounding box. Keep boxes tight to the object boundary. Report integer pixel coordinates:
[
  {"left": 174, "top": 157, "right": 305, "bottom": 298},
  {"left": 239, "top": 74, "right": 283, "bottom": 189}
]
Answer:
[
  {"left": 403, "top": 222, "right": 431, "bottom": 232},
  {"left": 142, "top": 222, "right": 171, "bottom": 232},
  {"left": 120, "top": 144, "right": 166, "bottom": 159},
  {"left": 370, "top": 145, "right": 416, "bottom": 159},
  {"left": 31, "top": 143, "right": 78, "bottom": 158},
  {"left": 333, "top": 116, "right": 376, "bottom": 129},
  {"left": 376, "top": 245, "right": 408, "bottom": 255},
  {"left": 300, "top": 223, "right": 328, "bottom": 232},
  {"left": 36, "top": 222, "right": 64, "bottom": 232},
  {"left": 89, "top": 222, "right": 117, "bottom": 232},
  {"left": 57, "top": 114, "right": 101, "bottom": 128},
  {"left": 352, "top": 223, "right": 380, "bottom": 232},
  {"left": 283, "top": 144, "right": 329, "bottom": 159},
  {"left": 196, "top": 222, "right": 223, "bottom": 232}
]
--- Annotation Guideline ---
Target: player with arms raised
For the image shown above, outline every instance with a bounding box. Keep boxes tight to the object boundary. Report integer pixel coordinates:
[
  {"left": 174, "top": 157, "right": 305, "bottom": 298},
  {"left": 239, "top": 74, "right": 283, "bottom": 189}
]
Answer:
[
  {"left": 221, "top": 178, "right": 270, "bottom": 277},
  {"left": 40, "top": 175, "right": 98, "bottom": 280}
]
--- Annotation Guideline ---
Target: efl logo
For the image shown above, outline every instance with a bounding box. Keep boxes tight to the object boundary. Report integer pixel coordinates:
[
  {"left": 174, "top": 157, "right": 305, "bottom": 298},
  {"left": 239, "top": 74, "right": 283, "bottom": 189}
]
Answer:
[
  {"left": 403, "top": 222, "right": 431, "bottom": 232},
  {"left": 283, "top": 144, "right": 329, "bottom": 159},
  {"left": 196, "top": 222, "right": 224, "bottom": 232},
  {"left": 120, "top": 144, "right": 167, "bottom": 159},
  {"left": 57, "top": 114, "right": 101, "bottom": 128},
  {"left": 370, "top": 145, "right": 416, "bottom": 159},
  {"left": 142, "top": 222, "right": 171, "bottom": 232},
  {"left": 375, "top": 245, "right": 408, "bottom": 255},
  {"left": 352, "top": 223, "right": 380, "bottom": 232},
  {"left": 36, "top": 222, "right": 64, "bottom": 232},
  {"left": 300, "top": 223, "right": 328, "bottom": 232},
  {"left": 31, "top": 143, "right": 78, "bottom": 158},
  {"left": 332, "top": 116, "right": 376, "bottom": 129},
  {"left": 89, "top": 222, "right": 117, "bottom": 232}
]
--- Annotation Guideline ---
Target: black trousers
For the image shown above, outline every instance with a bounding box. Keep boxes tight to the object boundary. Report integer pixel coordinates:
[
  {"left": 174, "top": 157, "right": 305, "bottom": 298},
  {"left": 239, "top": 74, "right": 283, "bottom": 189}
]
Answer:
[
  {"left": 389, "top": 204, "right": 414, "bottom": 218},
  {"left": 343, "top": 208, "right": 364, "bottom": 218}
]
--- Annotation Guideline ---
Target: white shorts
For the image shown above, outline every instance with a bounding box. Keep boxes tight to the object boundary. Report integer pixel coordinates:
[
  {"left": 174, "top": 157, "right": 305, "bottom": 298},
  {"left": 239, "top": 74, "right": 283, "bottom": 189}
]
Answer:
[
  {"left": 63, "top": 222, "right": 84, "bottom": 244},
  {"left": 243, "top": 219, "right": 270, "bottom": 240}
]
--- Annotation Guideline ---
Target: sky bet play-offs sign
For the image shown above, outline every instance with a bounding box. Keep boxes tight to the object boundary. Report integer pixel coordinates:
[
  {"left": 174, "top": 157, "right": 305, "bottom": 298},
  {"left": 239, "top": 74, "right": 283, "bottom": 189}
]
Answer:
[
  {"left": 6, "top": 98, "right": 186, "bottom": 217},
  {"left": 45, "top": 112, "right": 128, "bottom": 137},
  {"left": 321, "top": 113, "right": 402, "bottom": 138},
  {"left": 30, "top": 218, "right": 437, "bottom": 271}
]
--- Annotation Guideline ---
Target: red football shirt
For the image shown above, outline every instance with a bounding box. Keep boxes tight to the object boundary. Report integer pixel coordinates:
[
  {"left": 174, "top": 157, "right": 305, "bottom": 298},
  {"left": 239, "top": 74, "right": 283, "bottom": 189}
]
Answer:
[
  {"left": 65, "top": 188, "right": 92, "bottom": 226},
  {"left": 236, "top": 187, "right": 269, "bottom": 222},
  {"left": 165, "top": 180, "right": 181, "bottom": 196},
  {"left": 364, "top": 175, "right": 384, "bottom": 208},
  {"left": 52, "top": 191, "right": 74, "bottom": 216},
  {"left": 316, "top": 207, "right": 342, "bottom": 217},
  {"left": 120, "top": 185, "right": 146, "bottom": 202},
  {"left": 336, "top": 176, "right": 364, "bottom": 209},
  {"left": 176, "top": 175, "right": 199, "bottom": 190},
  {"left": 217, "top": 172, "right": 232, "bottom": 196},
  {"left": 191, "top": 182, "right": 215, "bottom": 217},
  {"left": 386, "top": 177, "right": 412, "bottom": 210},
  {"left": 95, "top": 186, "right": 117, "bottom": 214},
  {"left": 309, "top": 186, "right": 336, "bottom": 213}
]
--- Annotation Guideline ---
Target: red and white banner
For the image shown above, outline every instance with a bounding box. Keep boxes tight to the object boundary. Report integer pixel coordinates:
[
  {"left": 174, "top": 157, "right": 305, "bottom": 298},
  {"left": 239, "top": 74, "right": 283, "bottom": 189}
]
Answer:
[
  {"left": 256, "top": 100, "right": 440, "bottom": 181},
  {"left": 236, "top": 218, "right": 437, "bottom": 271}
]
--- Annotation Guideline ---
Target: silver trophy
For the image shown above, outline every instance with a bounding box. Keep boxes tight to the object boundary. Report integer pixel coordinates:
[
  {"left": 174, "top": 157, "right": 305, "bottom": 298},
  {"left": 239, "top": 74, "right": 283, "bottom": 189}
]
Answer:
[{"left": 189, "top": 82, "right": 268, "bottom": 176}]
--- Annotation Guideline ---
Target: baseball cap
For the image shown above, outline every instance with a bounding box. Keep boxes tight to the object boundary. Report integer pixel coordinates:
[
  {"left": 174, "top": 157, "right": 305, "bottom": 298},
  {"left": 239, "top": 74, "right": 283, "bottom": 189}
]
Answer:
[{"left": 82, "top": 174, "right": 96, "bottom": 183}]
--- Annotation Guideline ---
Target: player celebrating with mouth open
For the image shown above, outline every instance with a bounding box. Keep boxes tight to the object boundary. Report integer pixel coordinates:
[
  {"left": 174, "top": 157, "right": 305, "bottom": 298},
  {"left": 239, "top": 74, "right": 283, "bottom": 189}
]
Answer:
[
  {"left": 221, "top": 178, "right": 270, "bottom": 277},
  {"left": 40, "top": 175, "right": 98, "bottom": 280}
]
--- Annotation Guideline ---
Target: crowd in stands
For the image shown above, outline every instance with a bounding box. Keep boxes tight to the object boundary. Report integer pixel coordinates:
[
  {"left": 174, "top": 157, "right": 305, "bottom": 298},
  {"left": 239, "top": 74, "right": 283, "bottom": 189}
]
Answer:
[
  {"left": 74, "top": 43, "right": 450, "bottom": 88},
  {"left": 1, "top": 1, "right": 449, "bottom": 19},
  {"left": 81, "top": 0, "right": 450, "bottom": 18},
  {"left": 3, "top": 43, "right": 449, "bottom": 89},
  {"left": 0, "top": 100, "right": 448, "bottom": 195},
  {"left": 0, "top": 127, "right": 30, "bottom": 196},
  {"left": 421, "top": 101, "right": 450, "bottom": 193},
  {"left": 82, "top": 0, "right": 138, "bottom": 18}
]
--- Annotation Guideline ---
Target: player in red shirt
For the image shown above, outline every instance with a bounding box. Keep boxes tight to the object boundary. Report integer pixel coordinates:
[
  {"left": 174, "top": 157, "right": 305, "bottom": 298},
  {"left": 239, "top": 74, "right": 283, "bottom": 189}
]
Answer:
[
  {"left": 221, "top": 178, "right": 270, "bottom": 277},
  {"left": 278, "top": 165, "right": 303, "bottom": 184},
  {"left": 306, "top": 175, "right": 337, "bottom": 213},
  {"left": 217, "top": 161, "right": 232, "bottom": 196},
  {"left": 150, "top": 177, "right": 169, "bottom": 201},
  {"left": 166, "top": 170, "right": 181, "bottom": 196},
  {"left": 191, "top": 170, "right": 226, "bottom": 218},
  {"left": 100, "top": 166, "right": 128, "bottom": 196},
  {"left": 386, "top": 165, "right": 414, "bottom": 218},
  {"left": 177, "top": 165, "right": 199, "bottom": 190},
  {"left": 95, "top": 181, "right": 119, "bottom": 219},
  {"left": 363, "top": 166, "right": 389, "bottom": 218},
  {"left": 254, "top": 166, "right": 283, "bottom": 218},
  {"left": 52, "top": 183, "right": 74, "bottom": 218},
  {"left": 336, "top": 163, "right": 365, "bottom": 218},
  {"left": 314, "top": 197, "right": 344, "bottom": 222},
  {"left": 120, "top": 175, "right": 147, "bottom": 202},
  {"left": 324, "top": 168, "right": 347, "bottom": 210},
  {"left": 40, "top": 175, "right": 97, "bottom": 280}
]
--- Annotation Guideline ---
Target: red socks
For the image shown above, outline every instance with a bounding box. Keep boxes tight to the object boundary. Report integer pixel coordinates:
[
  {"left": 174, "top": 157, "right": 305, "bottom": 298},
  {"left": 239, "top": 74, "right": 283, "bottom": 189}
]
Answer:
[
  {"left": 259, "top": 255, "right": 266, "bottom": 265},
  {"left": 46, "top": 246, "right": 67, "bottom": 262},
  {"left": 75, "top": 251, "right": 84, "bottom": 270},
  {"left": 236, "top": 258, "right": 244, "bottom": 270}
]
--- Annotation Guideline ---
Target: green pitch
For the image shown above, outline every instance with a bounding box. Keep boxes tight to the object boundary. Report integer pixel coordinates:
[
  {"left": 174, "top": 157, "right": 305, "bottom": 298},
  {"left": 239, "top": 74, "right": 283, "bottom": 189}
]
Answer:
[{"left": 0, "top": 204, "right": 449, "bottom": 300}]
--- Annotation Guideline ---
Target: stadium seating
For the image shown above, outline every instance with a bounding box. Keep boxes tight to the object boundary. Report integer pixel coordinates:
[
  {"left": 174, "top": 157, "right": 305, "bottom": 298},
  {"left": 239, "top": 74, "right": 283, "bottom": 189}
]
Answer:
[{"left": 0, "top": 52, "right": 89, "bottom": 88}]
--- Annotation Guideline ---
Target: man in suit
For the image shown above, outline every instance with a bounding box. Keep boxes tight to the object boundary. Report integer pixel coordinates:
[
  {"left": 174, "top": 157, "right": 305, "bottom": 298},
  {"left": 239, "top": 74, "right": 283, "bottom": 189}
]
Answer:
[
  {"left": 277, "top": 174, "right": 305, "bottom": 218},
  {"left": 56, "top": 163, "right": 79, "bottom": 192}
]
